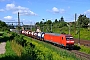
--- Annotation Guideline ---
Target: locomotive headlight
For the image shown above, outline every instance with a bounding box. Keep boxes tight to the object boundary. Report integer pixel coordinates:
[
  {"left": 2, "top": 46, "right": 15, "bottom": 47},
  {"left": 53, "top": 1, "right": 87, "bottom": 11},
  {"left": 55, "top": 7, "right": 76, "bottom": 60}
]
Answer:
[
  {"left": 66, "top": 41, "right": 70, "bottom": 43},
  {"left": 70, "top": 41, "right": 74, "bottom": 43},
  {"left": 66, "top": 41, "right": 74, "bottom": 43}
]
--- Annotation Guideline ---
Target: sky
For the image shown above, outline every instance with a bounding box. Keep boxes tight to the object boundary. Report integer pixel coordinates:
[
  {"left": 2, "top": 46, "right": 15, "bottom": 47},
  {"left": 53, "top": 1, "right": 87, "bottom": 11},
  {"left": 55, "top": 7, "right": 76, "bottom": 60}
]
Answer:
[{"left": 0, "top": 0, "right": 90, "bottom": 25}]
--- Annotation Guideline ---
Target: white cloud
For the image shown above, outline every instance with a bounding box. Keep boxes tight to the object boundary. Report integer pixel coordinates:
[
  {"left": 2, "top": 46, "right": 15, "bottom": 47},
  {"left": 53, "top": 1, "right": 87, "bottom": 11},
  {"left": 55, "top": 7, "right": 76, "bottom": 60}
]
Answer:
[
  {"left": 84, "top": 10, "right": 90, "bottom": 14},
  {"left": 84, "top": 9, "right": 90, "bottom": 17},
  {"left": 52, "top": 7, "right": 59, "bottom": 13},
  {"left": 6, "top": 4, "right": 15, "bottom": 10},
  {"left": 50, "top": 7, "right": 65, "bottom": 14},
  {"left": 6, "top": 3, "right": 37, "bottom": 16},
  {"left": 4, "top": 16, "right": 13, "bottom": 20},
  {"left": 0, "top": 9, "right": 4, "bottom": 12}
]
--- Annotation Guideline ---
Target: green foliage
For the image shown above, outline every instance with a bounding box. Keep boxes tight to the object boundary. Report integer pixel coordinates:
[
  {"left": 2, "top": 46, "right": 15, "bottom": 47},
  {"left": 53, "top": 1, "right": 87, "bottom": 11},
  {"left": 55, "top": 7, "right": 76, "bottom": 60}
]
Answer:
[
  {"left": 11, "top": 40, "right": 24, "bottom": 57},
  {"left": 0, "top": 31, "right": 12, "bottom": 42},
  {"left": 60, "top": 16, "right": 64, "bottom": 22},
  {"left": 77, "top": 14, "right": 90, "bottom": 28},
  {"left": 13, "top": 34, "right": 26, "bottom": 47},
  {"left": 0, "top": 20, "right": 9, "bottom": 31},
  {"left": 35, "top": 16, "right": 67, "bottom": 33},
  {"left": 55, "top": 19, "right": 58, "bottom": 23},
  {"left": 47, "top": 20, "right": 52, "bottom": 24},
  {"left": 21, "top": 43, "right": 37, "bottom": 60},
  {"left": 58, "top": 22, "right": 67, "bottom": 28},
  {"left": 0, "top": 32, "right": 4, "bottom": 36},
  {"left": 10, "top": 32, "right": 18, "bottom": 40},
  {"left": 72, "top": 28, "right": 90, "bottom": 40}
]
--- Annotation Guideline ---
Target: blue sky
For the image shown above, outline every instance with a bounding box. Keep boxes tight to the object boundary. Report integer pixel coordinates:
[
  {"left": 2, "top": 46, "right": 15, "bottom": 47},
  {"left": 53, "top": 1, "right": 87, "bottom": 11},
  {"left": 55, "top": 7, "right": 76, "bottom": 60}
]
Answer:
[{"left": 0, "top": 0, "right": 90, "bottom": 25}]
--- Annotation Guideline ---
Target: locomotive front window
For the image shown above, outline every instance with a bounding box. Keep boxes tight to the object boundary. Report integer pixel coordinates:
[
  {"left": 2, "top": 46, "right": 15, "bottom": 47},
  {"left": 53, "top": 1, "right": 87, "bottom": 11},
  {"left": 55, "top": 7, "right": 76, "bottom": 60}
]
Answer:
[{"left": 66, "top": 37, "right": 73, "bottom": 40}]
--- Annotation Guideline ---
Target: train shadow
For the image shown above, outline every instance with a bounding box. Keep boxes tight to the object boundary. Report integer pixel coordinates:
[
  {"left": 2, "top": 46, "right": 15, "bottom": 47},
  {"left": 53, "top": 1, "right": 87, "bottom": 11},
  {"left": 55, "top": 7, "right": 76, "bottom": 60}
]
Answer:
[{"left": 73, "top": 45, "right": 81, "bottom": 50}]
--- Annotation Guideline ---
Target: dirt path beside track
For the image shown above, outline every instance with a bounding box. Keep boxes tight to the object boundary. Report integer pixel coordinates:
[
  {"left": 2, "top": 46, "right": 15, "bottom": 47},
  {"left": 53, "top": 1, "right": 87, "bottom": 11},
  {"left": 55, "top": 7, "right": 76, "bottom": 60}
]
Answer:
[{"left": 0, "top": 42, "right": 6, "bottom": 54}]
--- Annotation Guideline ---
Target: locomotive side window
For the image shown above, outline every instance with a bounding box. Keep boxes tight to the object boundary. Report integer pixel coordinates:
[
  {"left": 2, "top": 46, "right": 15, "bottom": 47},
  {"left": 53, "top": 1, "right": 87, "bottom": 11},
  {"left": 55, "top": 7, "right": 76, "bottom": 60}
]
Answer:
[{"left": 62, "top": 37, "right": 63, "bottom": 40}]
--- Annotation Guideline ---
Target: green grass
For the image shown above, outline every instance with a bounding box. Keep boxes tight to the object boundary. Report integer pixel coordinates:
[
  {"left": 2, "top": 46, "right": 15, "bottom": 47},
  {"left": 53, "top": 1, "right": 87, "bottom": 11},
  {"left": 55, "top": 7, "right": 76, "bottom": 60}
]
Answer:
[
  {"left": 11, "top": 40, "right": 24, "bottom": 57},
  {"left": 80, "top": 45, "right": 90, "bottom": 54}
]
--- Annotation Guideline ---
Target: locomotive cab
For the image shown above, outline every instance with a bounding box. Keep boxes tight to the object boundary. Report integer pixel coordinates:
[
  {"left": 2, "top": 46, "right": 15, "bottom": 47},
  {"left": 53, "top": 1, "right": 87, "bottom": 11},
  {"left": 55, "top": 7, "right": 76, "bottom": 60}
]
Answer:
[{"left": 66, "top": 36, "right": 74, "bottom": 48}]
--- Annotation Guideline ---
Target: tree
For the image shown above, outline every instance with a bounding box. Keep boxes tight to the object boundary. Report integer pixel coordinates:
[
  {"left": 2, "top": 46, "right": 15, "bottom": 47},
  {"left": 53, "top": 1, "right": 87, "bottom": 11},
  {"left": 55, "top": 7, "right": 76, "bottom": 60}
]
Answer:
[
  {"left": 47, "top": 20, "right": 52, "bottom": 24},
  {"left": 58, "top": 17, "right": 67, "bottom": 28},
  {"left": 60, "top": 16, "right": 64, "bottom": 22},
  {"left": 77, "top": 14, "right": 90, "bottom": 28},
  {"left": 42, "top": 19, "right": 44, "bottom": 21},
  {"left": 40, "top": 21, "right": 43, "bottom": 24},
  {"left": 59, "top": 20, "right": 61, "bottom": 22},
  {"left": 0, "top": 20, "right": 9, "bottom": 31},
  {"left": 55, "top": 19, "right": 58, "bottom": 23},
  {"left": 36, "top": 22, "right": 39, "bottom": 25}
]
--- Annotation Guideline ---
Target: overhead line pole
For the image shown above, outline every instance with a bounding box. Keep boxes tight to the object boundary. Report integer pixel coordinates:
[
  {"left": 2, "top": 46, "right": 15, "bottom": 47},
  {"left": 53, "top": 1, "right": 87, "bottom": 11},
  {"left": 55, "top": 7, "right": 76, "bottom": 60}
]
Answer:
[
  {"left": 51, "top": 23, "right": 52, "bottom": 33},
  {"left": 78, "top": 14, "right": 80, "bottom": 46},
  {"left": 75, "top": 13, "right": 77, "bottom": 34},
  {"left": 18, "top": 12, "right": 20, "bottom": 33}
]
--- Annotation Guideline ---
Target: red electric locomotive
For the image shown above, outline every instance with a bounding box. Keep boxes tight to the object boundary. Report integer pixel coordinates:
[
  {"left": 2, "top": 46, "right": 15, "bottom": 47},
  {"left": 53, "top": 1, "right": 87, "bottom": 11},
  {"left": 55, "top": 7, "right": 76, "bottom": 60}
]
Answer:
[{"left": 44, "top": 33, "right": 74, "bottom": 48}]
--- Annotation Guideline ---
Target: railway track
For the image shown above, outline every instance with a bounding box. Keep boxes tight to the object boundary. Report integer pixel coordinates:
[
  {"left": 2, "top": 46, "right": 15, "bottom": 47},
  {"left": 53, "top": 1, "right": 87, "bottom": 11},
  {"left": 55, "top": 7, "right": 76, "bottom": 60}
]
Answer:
[
  {"left": 74, "top": 39, "right": 90, "bottom": 47},
  {"left": 71, "top": 50, "right": 90, "bottom": 60}
]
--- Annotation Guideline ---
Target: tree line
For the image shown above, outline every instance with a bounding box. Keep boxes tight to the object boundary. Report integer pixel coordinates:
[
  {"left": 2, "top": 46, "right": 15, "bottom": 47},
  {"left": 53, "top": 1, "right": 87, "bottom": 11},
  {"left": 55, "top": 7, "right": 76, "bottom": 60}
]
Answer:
[{"left": 35, "top": 14, "right": 90, "bottom": 30}]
